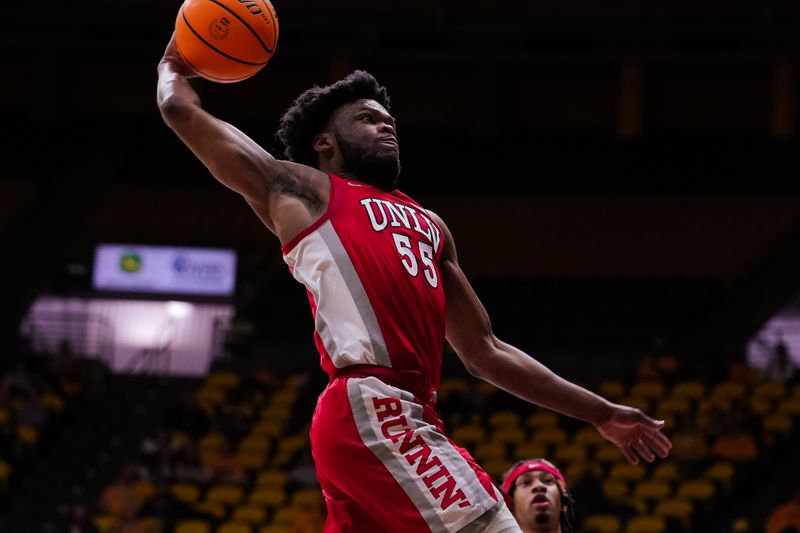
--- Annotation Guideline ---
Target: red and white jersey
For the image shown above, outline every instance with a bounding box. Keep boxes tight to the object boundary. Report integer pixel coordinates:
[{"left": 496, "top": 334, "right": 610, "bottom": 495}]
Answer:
[{"left": 282, "top": 173, "right": 446, "bottom": 389}]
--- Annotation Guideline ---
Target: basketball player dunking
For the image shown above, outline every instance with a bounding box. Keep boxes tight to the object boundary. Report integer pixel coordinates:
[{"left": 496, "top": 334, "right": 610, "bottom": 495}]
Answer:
[{"left": 157, "top": 35, "right": 672, "bottom": 532}]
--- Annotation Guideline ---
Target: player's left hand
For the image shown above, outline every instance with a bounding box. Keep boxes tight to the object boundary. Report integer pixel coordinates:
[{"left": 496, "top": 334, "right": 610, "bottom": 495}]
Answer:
[{"left": 595, "top": 405, "right": 672, "bottom": 464}]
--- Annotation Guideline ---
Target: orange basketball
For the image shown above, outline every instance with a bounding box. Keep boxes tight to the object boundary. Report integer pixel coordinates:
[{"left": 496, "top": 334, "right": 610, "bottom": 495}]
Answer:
[{"left": 175, "top": 0, "right": 279, "bottom": 83}]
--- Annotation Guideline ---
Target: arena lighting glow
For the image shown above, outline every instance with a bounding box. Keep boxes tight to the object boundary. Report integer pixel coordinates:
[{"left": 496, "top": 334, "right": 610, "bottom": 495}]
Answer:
[
  {"left": 166, "top": 301, "right": 194, "bottom": 320},
  {"left": 22, "top": 297, "right": 234, "bottom": 376}
]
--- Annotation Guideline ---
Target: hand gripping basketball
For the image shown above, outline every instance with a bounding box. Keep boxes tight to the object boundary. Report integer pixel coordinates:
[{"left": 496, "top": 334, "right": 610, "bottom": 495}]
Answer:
[{"left": 174, "top": 0, "right": 279, "bottom": 83}]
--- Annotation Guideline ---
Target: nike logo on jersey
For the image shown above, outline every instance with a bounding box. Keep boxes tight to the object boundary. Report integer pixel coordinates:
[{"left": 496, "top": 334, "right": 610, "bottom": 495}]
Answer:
[{"left": 347, "top": 181, "right": 367, "bottom": 187}]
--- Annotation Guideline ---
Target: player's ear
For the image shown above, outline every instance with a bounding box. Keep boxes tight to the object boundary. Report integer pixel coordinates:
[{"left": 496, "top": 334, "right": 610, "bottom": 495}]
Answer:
[{"left": 313, "top": 132, "right": 334, "bottom": 155}]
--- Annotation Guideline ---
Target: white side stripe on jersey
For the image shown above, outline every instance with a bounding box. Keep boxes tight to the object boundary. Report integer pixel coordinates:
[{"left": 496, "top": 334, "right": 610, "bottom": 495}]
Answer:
[{"left": 284, "top": 221, "right": 391, "bottom": 368}]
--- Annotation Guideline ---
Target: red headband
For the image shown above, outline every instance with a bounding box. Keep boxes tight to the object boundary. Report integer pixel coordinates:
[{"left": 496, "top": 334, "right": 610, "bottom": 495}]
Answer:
[{"left": 501, "top": 460, "right": 567, "bottom": 494}]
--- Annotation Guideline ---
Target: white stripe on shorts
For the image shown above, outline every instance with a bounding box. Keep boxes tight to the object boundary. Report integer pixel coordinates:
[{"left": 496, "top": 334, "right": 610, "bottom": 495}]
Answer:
[{"left": 347, "top": 376, "right": 499, "bottom": 533}]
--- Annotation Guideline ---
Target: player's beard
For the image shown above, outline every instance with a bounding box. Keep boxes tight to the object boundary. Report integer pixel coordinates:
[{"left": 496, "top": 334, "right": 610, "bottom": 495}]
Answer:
[{"left": 336, "top": 132, "right": 401, "bottom": 191}]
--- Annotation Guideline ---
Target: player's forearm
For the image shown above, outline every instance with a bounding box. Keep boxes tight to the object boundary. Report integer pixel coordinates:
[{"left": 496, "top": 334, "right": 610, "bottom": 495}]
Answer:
[
  {"left": 472, "top": 339, "right": 615, "bottom": 426},
  {"left": 157, "top": 60, "right": 201, "bottom": 123}
]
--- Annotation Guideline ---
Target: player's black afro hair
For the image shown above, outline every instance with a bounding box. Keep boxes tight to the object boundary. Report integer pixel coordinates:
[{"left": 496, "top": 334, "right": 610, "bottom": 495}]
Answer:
[{"left": 276, "top": 70, "right": 391, "bottom": 168}]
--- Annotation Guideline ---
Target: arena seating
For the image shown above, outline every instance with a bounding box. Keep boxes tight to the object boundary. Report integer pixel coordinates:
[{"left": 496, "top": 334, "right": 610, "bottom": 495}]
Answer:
[{"left": 86, "top": 358, "right": 799, "bottom": 532}]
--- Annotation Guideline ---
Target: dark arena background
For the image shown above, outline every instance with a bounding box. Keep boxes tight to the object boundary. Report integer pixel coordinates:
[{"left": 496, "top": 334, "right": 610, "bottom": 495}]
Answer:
[{"left": 2, "top": 1, "right": 800, "bottom": 532}]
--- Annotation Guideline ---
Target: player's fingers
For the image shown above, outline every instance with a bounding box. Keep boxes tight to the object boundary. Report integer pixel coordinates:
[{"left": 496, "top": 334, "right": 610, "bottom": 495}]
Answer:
[
  {"left": 648, "top": 431, "right": 673, "bottom": 457},
  {"left": 632, "top": 438, "right": 656, "bottom": 463},
  {"left": 620, "top": 445, "right": 639, "bottom": 465}
]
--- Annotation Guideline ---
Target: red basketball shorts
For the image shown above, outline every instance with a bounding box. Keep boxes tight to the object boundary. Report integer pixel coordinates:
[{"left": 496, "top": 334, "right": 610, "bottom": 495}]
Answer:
[{"left": 310, "top": 375, "right": 507, "bottom": 532}]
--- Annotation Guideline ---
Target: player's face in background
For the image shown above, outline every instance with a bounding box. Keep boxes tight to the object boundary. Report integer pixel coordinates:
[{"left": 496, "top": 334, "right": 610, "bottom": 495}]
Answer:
[
  {"left": 333, "top": 99, "right": 400, "bottom": 190},
  {"left": 512, "top": 470, "right": 564, "bottom": 532}
]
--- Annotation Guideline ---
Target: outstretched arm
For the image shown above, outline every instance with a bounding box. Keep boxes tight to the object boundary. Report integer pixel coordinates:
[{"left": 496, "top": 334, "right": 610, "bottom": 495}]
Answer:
[
  {"left": 432, "top": 212, "right": 672, "bottom": 464},
  {"left": 156, "top": 34, "right": 327, "bottom": 239}
]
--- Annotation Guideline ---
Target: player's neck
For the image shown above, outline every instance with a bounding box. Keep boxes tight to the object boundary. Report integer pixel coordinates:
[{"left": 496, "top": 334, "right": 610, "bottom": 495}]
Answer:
[{"left": 319, "top": 161, "right": 360, "bottom": 184}]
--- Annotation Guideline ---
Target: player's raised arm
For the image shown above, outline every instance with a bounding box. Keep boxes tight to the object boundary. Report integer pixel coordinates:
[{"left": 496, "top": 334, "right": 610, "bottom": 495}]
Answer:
[
  {"left": 156, "top": 35, "right": 327, "bottom": 237},
  {"left": 431, "top": 211, "right": 673, "bottom": 465}
]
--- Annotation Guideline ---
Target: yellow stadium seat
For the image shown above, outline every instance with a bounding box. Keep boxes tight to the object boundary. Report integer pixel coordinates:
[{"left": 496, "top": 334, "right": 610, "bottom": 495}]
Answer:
[
  {"left": 476, "top": 381, "right": 499, "bottom": 398},
  {"left": 619, "top": 396, "right": 651, "bottom": 413},
  {"left": 531, "top": 428, "right": 567, "bottom": 446},
  {"left": 232, "top": 505, "right": 267, "bottom": 524},
  {"left": 676, "top": 479, "right": 715, "bottom": 502},
  {"left": 625, "top": 515, "right": 666, "bottom": 533},
  {"left": 277, "top": 435, "right": 308, "bottom": 454},
  {"left": 481, "top": 459, "right": 509, "bottom": 480},
  {"left": 652, "top": 462, "right": 679, "bottom": 482},
  {"left": 752, "top": 382, "right": 786, "bottom": 400},
  {"left": 197, "top": 387, "right": 226, "bottom": 406},
  {"left": 42, "top": 393, "right": 64, "bottom": 412},
  {"left": 777, "top": 397, "right": 800, "bottom": 416},
  {"left": 595, "top": 444, "right": 624, "bottom": 463},
  {"left": 272, "top": 436, "right": 309, "bottom": 466},
  {"left": 633, "top": 480, "right": 672, "bottom": 502},
  {"left": 582, "top": 513, "right": 622, "bottom": 532},
  {"left": 492, "top": 427, "right": 526, "bottom": 445},
  {"left": 710, "top": 382, "right": 745, "bottom": 401},
  {"left": 218, "top": 522, "right": 253, "bottom": 533},
  {"left": 93, "top": 514, "right": 121, "bottom": 533},
  {"left": 206, "top": 485, "right": 244, "bottom": 506},
  {"left": 256, "top": 470, "right": 287, "bottom": 488},
  {"left": 526, "top": 411, "right": 559, "bottom": 429},
  {"left": 251, "top": 420, "right": 284, "bottom": 438},
  {"left": 599, "top": 380, "right": 626, "bottom": 400},
  {"left": 608, "top": 463, "right": 646, "bottom": 482},
  {"left": 630, "top": 381, "right": 666, "bottom": 400},
  {"left": 259, "top": 527, "right": 289, "bottom": 533},
  {"left": 175, "top": 520, "right": 212, "bottom": 533},
  {"left": 601, "top": 479, "right": 629, "bottom": 502},
  {"left": 133, "top": 480, "right": 155, "bottom": 501},
  {"left": 194, "top": 502, "right": 226, "bottom": 520},
  {"left": 574, "top": 426, "right": 606, "bottom": 448},
  {"left": 292, "top": 489, "right": 322, "bottom": 508},
  {"left": 200, "top": 432, "right": 225, "bottom": 453},
  {"left": 139, "top": 518, "right": 163, "bottom": 530},
  {"left": 670, "top": 381, "right": 705, "bottom": 400},
  {"left": 488, "top": 411, "right": 521, "bottom": 429},
  {"left": 272, "top": 507, "right": 301, "bottom": 526},
  {"left": 240, "top": 436, "right": 271, "bottom": 455},
  {"left": 564, "top": 462, "right": 602, "bottom": 483},
  {"left": 750, "top": 397, "right": 773, "bottom": 416},
  {"left": 554, "top": 443, "right": 588, "bottom": 464},
  {"left": 655, "top": 397, "right": 690, "bottom": 418},
  {"left": 269, "top": 391, "right": 299, "bottom": 409},
  {"left": 474, "top": 441, "right": 507, "bottom": 462},
  {"left": 207, "top": 371, "right": 240, "bottom": 389},
  {"left": 703, "top": 461, "right": 735, "bottom": 489},
  {"left": 763, "top": 414, "right": 793, "bottom": 434},
  {"left": 259, "top": 404, "right": 291, "bottom": 419},
  {"left": 237, "top": 451, "right": 267, "bottom": 470},
  {"left": 451, "top": 425, "right": 486, "bottom": 446},
  {"left": 0, "top": 460, "right": 10, "bottom": 486},
  {"left": 250, "top": 487, "right": 286, "bottom": 507},
  {"left": 438, "top": 378, "right": 467, "bottom": 400},
  {"left": 654, "top": 498, "right": 693, "bottom": 526},
  {"left": 17, "top": 425, "right": 38, "bottom": 445},
  {"left": 513, "top": 442, "right": 548, "bottom": 460},
  {"left": 172, "top": 483, "right": 200, "bottom": 504}
]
